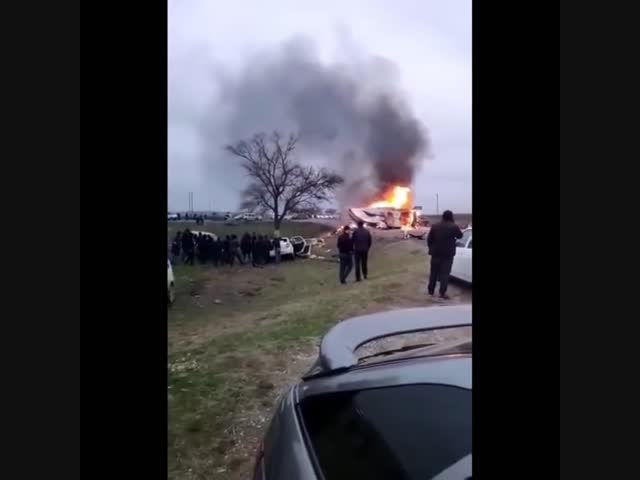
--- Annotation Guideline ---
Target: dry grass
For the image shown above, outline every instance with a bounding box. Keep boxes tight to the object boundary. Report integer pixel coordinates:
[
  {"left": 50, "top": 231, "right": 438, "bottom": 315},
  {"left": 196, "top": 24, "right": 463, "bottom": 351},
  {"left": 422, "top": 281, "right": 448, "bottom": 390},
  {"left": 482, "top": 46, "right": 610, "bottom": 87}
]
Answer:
[{"left": 167, "top": 223, "right": 471, "bottom": 480}]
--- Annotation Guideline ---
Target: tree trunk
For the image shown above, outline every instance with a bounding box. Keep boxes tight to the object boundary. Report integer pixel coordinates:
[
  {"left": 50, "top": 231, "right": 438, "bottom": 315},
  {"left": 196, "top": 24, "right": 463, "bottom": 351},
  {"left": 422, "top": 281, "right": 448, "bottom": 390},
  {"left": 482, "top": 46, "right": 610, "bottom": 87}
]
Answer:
[
  {"left": 273, "top": 200, "right": 280, "bottom": 237},
  {"left": 274, "top": 217, "right": 281, "bottom": 237}
]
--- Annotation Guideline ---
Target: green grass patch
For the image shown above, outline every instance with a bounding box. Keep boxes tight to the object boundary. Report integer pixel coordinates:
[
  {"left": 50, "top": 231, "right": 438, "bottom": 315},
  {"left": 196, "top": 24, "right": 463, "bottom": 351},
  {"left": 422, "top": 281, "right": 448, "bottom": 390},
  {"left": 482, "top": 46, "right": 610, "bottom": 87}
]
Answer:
[{"left": 167, "top": 233, "right": 446, "bottom": 479}]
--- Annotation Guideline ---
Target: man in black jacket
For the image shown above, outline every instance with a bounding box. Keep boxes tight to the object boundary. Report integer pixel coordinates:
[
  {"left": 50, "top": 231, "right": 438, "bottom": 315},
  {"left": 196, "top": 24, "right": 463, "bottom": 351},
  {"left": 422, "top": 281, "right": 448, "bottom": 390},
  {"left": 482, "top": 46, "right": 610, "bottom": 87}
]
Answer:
[
  {"left": 211, "top": 237, "right": 222, "bottom": 267},
  {"left": 181, "top": 229, "right": 195, "bottom": 266},
  {"left": 272, "top": 236, "right": 281, "bottom": 264},
  {"left": 240, "top": 232, "right": 252, "bottom": 263},
  {"left": 426, "top": 210, "right": 463, "bottom": 299},
  {"left": 337, "top": 226, "right": 354, "bottom": 284},
  {"left": 352, "top": 221, "right": 372, "bottom": 281}
]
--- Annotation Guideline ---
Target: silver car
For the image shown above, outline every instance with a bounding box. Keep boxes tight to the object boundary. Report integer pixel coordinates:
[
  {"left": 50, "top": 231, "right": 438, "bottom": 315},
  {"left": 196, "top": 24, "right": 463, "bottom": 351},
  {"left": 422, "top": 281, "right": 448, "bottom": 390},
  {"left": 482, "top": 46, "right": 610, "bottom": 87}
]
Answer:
[{"left": 252, "top": 305, "right": 472, "bottom": 480}]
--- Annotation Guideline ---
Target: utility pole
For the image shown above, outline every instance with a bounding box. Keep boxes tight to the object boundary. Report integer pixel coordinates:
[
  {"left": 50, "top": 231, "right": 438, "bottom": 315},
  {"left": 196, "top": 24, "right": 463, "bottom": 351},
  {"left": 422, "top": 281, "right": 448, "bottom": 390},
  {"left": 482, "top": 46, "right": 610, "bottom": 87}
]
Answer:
[{"left": 436, "top": 193, "right": 439, "bottom": 215}]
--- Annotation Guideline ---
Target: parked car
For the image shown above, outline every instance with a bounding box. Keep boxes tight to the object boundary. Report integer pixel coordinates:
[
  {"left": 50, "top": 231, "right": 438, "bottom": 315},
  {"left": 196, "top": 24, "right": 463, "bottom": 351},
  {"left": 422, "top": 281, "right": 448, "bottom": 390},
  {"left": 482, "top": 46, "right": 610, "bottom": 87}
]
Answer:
[
  {"left": 167, "top": 260, "right": 175, "bottom": 306},
  {"left": 252, "top": 306, "right": 472, "bottom": 480},
  {"left": 190, "top": 231, "right": 218, "bottom": 241},
  {"left": 451, "top": 228, "right": 472, "bottom": 283},
  {"left": 269, "top": 237, "right": 295, "bottom": 259}
]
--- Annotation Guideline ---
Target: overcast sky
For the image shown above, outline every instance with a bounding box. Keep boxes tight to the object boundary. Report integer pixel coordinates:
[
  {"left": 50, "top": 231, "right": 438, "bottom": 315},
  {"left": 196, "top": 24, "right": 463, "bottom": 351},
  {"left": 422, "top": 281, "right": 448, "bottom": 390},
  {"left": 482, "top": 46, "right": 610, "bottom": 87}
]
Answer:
[{"left": 168, "top": 0, "right": 471, "bottom": 214}]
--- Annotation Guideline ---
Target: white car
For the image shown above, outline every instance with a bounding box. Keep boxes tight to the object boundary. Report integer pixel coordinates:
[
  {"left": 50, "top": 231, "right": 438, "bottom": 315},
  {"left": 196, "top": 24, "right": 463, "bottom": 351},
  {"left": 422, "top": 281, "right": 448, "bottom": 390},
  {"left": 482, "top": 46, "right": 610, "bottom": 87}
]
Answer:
[
  {"left": 269, "top": 237, "right": 295, "bottom": 259},
  {"left": 233, "top": 212, "right": 263, "bottom": 222},
  {"left": 451, "top": 228, "right": 472, "bottom": 283},
  {"left": 167, "top": 260, "right": 176, "bottom": 305},
  {"left": 190, "top": 230, "right": 218, "bottom": 241}
]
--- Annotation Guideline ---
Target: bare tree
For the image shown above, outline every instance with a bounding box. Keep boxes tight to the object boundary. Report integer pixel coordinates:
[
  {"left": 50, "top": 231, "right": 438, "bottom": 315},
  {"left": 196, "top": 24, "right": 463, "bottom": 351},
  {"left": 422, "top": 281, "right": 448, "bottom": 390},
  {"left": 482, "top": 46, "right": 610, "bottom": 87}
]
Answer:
[{"left": 226, "top": 131, "right": 343, "bottom": 233}]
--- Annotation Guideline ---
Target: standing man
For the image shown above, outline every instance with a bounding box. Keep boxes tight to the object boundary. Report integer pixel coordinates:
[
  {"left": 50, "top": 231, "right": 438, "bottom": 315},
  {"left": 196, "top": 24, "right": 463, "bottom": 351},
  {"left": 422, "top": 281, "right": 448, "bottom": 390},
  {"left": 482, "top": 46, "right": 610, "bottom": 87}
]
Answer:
[
  {"left": 170, "top": 231, "right": 181, "bottom": 265},
  {"left": 196, "top": 233, "right": 206, "bottom": 264},
  {"left": 230, "top": 235, "right": 243, "bottom": 266},
  {"left": 181, "top": 229, "right": 195, "bottom": 266},
  {"left": 223, "top": 235, "right": 232, "bottom": 266},
  {"left": 426, "top": 210, "right": 463, "bottom": 299},
  {"left": 272, "top": 236, "right": 281, "bottom": 264},
  {"left": 252, "top": 235, "right": 261, "bottom": 267},
  {"left": 261, "top": 235, "right": 271, "bottom": 265},
  {"left": 241, "top": 232, "right": 252, "bottom": 263},
  {"left": 352, "top": 221, "right": 372, "bottom": 281},
  {"left": 337, "top": 225, "right": 354, "bottom": 284},
  {"left": 211, "top": 236, "right": 222, "bottom": 267}
]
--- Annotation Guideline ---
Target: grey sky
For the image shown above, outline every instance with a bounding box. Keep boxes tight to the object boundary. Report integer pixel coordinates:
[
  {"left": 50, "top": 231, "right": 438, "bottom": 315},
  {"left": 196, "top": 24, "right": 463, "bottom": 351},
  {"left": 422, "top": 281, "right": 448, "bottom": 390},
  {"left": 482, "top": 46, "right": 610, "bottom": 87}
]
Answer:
[{"left": 168, "top": 0, "right": 471, "bottom": 213}]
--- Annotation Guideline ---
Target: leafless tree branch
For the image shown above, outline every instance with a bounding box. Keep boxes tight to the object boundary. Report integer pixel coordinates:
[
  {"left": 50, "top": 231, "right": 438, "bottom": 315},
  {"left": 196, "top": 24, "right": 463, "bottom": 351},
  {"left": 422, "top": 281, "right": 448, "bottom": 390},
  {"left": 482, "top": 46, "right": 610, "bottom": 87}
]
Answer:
[{"left": 225, "top": 131, "right": 343, "bottom": 232}]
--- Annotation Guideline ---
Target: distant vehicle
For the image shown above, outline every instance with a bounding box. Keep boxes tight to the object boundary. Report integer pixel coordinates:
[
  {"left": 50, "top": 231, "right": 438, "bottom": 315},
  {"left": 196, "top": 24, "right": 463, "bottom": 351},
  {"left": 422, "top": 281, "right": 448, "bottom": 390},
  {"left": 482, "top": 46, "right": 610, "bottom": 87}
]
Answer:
[
  {"left": 167, "top": 260, "right": 175, "bottom": 306},
  {"left": 270, "top": 237, "right": 295, "bottom": 259},
  {"left": 167, "top": 213, "right": 178, "bottom": 221},
  {"left": 252, "top": 306, "right": 472, "bottom": 480},
  {"left": 233, "top": 212, "right": 263, "bottom": 222},
  {"left": 451, "top": 228, "right": 472, "bottom": 284},
  {"left": 206, "top": 212, "right": 228, "bottom": 221}
]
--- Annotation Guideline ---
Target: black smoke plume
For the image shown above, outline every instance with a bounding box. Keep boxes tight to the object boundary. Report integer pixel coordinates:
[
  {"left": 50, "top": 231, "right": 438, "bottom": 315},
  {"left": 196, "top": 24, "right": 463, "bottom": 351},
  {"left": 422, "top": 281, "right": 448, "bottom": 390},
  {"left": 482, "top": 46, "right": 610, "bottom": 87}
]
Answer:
[{"left": 201, "top": 35, "right": 430, "bottom": 206}]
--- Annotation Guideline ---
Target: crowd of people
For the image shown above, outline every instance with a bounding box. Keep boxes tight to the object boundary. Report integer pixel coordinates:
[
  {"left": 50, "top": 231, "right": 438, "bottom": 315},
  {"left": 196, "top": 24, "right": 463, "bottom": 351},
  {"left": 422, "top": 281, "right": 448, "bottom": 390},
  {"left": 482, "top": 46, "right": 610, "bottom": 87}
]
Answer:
[
  {"left": 170, "top": 210, "right": 465, "bottom": 299},
  {"left": 170, "top": 229, "right": 282, "bottom": 268}
]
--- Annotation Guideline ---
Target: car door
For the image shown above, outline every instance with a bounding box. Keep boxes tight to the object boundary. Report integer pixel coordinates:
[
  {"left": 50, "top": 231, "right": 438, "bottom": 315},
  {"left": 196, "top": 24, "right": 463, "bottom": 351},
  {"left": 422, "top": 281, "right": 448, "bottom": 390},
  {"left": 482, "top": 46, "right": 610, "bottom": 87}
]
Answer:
[
  {"left": 459, "top": 238, "right": 472, "bottom": 283},
  {"left": 452, "top": 230, "right": 472, "bottom": 280}
]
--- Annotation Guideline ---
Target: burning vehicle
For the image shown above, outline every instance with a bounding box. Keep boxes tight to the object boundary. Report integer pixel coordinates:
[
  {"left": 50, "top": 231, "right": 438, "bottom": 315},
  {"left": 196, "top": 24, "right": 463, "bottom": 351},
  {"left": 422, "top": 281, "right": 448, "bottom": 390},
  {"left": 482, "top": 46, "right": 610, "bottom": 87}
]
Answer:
[{"left": 348, "top": 185, "right": 418, "bottom": 230}]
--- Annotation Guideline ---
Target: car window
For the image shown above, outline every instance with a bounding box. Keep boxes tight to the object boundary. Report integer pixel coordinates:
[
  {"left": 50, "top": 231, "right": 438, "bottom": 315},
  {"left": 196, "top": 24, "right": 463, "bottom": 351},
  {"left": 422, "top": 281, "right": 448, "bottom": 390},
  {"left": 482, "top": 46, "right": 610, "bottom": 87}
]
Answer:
[
  {"left": 300, "top": 384, "right": 471, "bottom": 480},
  {"left": 456, "top": 230, "right": 472, "bottom": 248}
]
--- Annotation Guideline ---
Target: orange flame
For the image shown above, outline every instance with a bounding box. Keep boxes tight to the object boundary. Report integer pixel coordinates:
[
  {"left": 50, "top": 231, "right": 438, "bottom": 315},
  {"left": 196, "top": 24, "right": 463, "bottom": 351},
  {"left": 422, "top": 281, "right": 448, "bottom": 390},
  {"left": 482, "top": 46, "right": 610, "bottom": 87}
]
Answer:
[
  {"left": 367, "top": 185, "right": 416, "bottom": 230},
  {"left": 367, "top": 186, "right": 412, "bottom": 210}
]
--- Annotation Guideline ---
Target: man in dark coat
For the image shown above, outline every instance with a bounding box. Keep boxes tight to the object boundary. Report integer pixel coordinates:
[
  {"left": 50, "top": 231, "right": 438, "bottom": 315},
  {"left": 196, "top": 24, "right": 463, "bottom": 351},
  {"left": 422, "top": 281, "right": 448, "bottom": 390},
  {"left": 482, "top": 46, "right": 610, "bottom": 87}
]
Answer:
[
  {"left": 181, "top": 229, "right": 195, "bottom": 266},
  {"left": 211, "top": 237, "right": 222, "bottom": 267},
  {"left": 230, "top": 235, "right": 243, "bottom": 266},
  {"left": 337, "top": 226, "right": 354, "bottom": 284},
  {"left": 352, "top": 221, "right": 372, "bottom": 281},
  {"left": 202, "top": 235, "right": 213, "bottom": 264},
  {"left": 426, "top": 210, "right": 463, "bottom": 299},
  {"left": 222, "top": 235, "right": 232, "bottom": 265},
  {"left": 261, "top": 236, "right": 271, "bottom": 265},
  {"left": 241, "top": 233, "right": 252, "bottom": 263},
  {"left": 170, "top": 232, "right": 181, "bottom": 264},
  {"left": 196, "top": 233, "right": 206, "bottom": 264},
  {"left": 253, "top": 235, "right": 263, "bottom": 266},
  {"left": 272, "top": 236, "right": 281, "bottom": 264}
]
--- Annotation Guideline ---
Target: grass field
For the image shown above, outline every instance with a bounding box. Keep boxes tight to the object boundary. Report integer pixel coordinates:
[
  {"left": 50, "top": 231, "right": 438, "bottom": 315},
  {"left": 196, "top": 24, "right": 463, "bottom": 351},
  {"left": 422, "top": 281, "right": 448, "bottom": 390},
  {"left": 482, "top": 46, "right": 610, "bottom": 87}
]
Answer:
[{"left": 167, "top": 222, "right": 471, "bottom": 480}]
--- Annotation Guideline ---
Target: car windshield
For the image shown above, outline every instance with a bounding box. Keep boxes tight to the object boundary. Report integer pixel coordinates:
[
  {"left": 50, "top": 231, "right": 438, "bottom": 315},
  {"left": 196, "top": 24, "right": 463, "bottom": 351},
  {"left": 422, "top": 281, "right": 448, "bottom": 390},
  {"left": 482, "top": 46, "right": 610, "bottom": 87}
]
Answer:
[{"left": 300, "top": 384, "right": 471, "bottom": 480}]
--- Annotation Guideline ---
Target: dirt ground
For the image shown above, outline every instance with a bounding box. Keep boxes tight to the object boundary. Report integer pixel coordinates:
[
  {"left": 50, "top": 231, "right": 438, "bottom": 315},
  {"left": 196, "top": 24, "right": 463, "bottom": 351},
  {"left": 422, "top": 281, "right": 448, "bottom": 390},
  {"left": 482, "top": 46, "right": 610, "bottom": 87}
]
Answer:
[{"left": 167, "top": 222, "right": 471, "bottom": 480}]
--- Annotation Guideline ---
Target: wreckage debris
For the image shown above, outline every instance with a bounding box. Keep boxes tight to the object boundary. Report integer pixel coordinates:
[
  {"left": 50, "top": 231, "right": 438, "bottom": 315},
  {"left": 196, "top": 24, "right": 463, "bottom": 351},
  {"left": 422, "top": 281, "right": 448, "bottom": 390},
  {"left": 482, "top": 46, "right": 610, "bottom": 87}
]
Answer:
[
  {"left": 289, "top": 236, "right": 327, "bottom": 258},
  {"left": 408, "top": 231, "right": 427, "bottom": 239}
]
